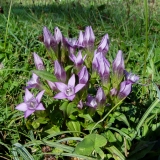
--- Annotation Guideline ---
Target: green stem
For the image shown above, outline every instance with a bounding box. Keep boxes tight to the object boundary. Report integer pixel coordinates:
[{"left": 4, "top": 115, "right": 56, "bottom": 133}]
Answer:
[
  {"left": 4, "top": 0, "right": 13, "bottom": 52},
  {"left": 143, "top": 0, "right": 149, "bottom": 94},
  {"left": 90, "top": 98, "right": 125, "bottom": 134}
]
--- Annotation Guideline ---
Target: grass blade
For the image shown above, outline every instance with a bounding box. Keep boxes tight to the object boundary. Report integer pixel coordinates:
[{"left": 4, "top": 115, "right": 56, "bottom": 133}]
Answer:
[{"left": 136, "top": 99, "right": 160, "bottom": 132}]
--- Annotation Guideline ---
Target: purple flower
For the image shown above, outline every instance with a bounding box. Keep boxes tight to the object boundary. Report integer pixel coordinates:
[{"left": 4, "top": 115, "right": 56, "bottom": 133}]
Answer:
[
  {"left": 63, "top": 37, "right": 77, "bottom": 54},
  {"left": 69, "top": 51, "right": 86, "bottom": 69},
  {"left": 33, "top": 52, "right": 45, "bottom": 70},
  {"left": 76, "top": 31, "right": 85, "bottom": 49},
  {"left": 16, "top": 89, "right": 45, "bottom": 118},
  {"left": 43, "top": 26, "right": 53, "bottom": 49},
  {"left": 54, "top": 27, "right": 62, "bottom": 44},
  {"left": 112, "top": 50, "right": 125, "bottom": 79},
  {"left": 124, "top": 70, "right": 139, "bottom": 84},
  {"left": 110, "top": 88, "right": 118, "bottom": 96},
  {"left": 92, "top": 51, "right": 102, "bottom": 72},
  {"left": 26, "top": 73, "right": 40, "bottom": 89},
  {"left": 95, "top": 87, "right": 106, "bottom": 105},
  {"left": 78, "top": 66, "right": 89, "bottom": 84},
  {"left": 33, "top": 52, "right": 56, "bottom": 90},
  {"left": 43, "top": 26, "right": 62, "bottom": 53},
  {"left": 54, "top": 60, "right": 66, "bottom": 82},
  {"left": 47, "top": 81, "right": 57, "bottom": 90},
  {"left": 118, "top": 80, "right": 132, "bottom": 99},
  {"left": 86, "top": 95, "right": 97, "bottom": 108},
  {"left": 97, "top": 34, "right": 109, "bottom": 55},
  {"left": 77, "top": 100, "right": 83, "bottom": 109},
  {"left": 96, "top": 54, "right": 110, "bottom": 84},
  {"left": 83, "top": 26, "right": 95, "bottom": 50},
  {"left": 54, "top": 74, "right": 85, "bottom": 101},
  {"left": 86, "top": 87, "right": 106, "bottom": 108}
]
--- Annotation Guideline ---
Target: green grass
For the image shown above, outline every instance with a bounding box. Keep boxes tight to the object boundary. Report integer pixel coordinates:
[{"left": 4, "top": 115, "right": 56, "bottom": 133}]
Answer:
[{"left": 0, "top": 0, "right": 160, "bottom": 159}]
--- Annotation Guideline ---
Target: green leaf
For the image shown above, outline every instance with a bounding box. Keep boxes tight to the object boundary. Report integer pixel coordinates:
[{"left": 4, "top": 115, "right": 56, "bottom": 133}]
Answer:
[
  {"left": 35, "top": 117, "right": 49, "bottom": 124},
  {"left": 32, "top": 70, "right": 57, "bottom": 82},
  {"left": 67, "top": 102, "right": 77, "bottom": 116},
  {"left": 75, "top": 138, "right": 94, "bottom": 156},
  {"left": 59, "top": 101, "right": 69, "bottom": 114},
  {"left": 60, "top": 102, "right": 77, "bottom": 117},
  {"left": 32, "top": 121, "right": 40, "bottom": 129},
  {"left": 142, "top": 123, "right": 148, "bottom": 137},
  {"left": 106, "top": 146, "right": 125, "bottom": 160},
  {"left": 45, "top": 125, "right": 60, "bottom": 134},
  {"left": 105, "top": 130, "right": 117, "bottom": 142},
  {"left": 67, "top": 121, "right": 81, "bottom": 136},
  {"left": 109, "top": 127, "right": 132, "bottom": 140},
  {"left": 154, "top": 83, "right": 160, "bottom": 100},
  {"left": 75, "top": 134, "right": 107, "bottom": 156},
  {"left": 13, "top": 143, "right": 34, "bottom": 160},
  {"left": 95, "top": 147, "right": 105, "bottom": 160},
  {"left": 85, "top": 122, "right": 102, "bottom": 130},
  {"left": 113, "top": 112, "right": 130, "bottom": 127},
  {"left": 136, "top": 99, "right": 160, "bottom": 131},
  {"left": 79, "top": 113, "right": 93, "bottom": 122},
  {"left": 65, "top": 65, "right": 73, "bottom": 72}
]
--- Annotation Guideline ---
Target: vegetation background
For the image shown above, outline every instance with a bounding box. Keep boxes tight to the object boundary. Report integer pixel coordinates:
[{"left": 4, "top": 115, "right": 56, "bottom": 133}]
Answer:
[{"left": 0, "top": 0, "right": 160, "bottom": 159}]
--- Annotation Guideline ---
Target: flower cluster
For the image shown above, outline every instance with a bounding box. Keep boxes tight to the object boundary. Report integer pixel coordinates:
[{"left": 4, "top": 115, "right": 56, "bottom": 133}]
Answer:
[{"left": 16, "top": 26, "right": 139, "bottom": 118}]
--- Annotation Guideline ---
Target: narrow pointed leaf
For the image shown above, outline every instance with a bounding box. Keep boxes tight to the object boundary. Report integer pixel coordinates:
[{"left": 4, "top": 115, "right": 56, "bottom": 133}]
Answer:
[{"left": 32, "top": 70, "right": 57, "bottom": 82}]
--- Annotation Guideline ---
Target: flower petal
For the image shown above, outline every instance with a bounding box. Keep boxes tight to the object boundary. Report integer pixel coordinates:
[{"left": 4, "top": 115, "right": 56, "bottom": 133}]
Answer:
[
  {"left": 36, "top": 103, "right": 45, "bottom": 110},
  {"left": 24, "top": 109, "right": 35, "bottom": 118},
  {"left": 24, "top": 89, "right": 34, "bottom": 102},
  {"left": 54, "top": 82, "right": 67, "bottom": 92},
  {"left": 36, "top": 90, "right": 45, "bottom": 103},
  {"left": 67, "top": 95, "right": 75, "bottom": 101},
  {"left": 77, "top": 100, "right": 83, "bottom": 109},
  {"left": 54, "top": 92, "right": 67, "bottom": 99},
  {"left": 68, "top": 74, "right": 75, "bottom": 87},
  {"left": 47, "top": 81, "right": 56, "bottom": 90},
  {"left": 16, "top": 103, "right": 28, "bottom": 111},
  {"left": 75, "top": 84, "right": 85, "bottom": 93},
  {"left": 33, "top": 52, "right": 45, "bottom": 70},
  {"left": 43, "top": 26, "right": 53, "bottom": 48}
]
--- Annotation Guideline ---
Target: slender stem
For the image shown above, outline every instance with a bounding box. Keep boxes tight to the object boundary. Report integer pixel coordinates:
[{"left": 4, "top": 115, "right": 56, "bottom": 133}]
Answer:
[
  {"left": 90, "top": 98, "right": 125, "bottom": 134},
  {"left": 4, "top": 0, "right": 13, "bottom": 51},
  {"left": 143, "top": 0, "right": 149, "bottom": 93}
]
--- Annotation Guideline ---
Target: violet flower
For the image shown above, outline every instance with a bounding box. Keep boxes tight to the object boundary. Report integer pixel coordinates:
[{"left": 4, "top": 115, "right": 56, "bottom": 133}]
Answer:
[
  {"left": 124, "top": 70, "right": 139, "bottom": 84},
  {"left": 43, "top": 26, "right": 62, "bottom": 53},
  {"left": 77, "top": 100, "right": 83, "bottom": 109},
  {"left": 112, "top": 50, "right": 125, "bottom": 79},
  {"left": 78, "top": 66, "right": 89, "bottom": 84},
  {"left": 86, "top": 95, "right": 97, "bottom": 108},
  {"left": 16, "top": 89, "right": 45, "bottom": 118},
  {"left": 83, "top": 26, "right": 95, "bottom": 50},
  {"left": 118, "top": 80, "right": 132, "bottom": 99},
  {"left": 110, "top": 88, "right": 118, "bottom": 96},
  {"left": 86, "top": 87, "right": 106, "bottom": 108},
  {"left": 43, "top": 26, "right": 53, "bottom": 49},
  {"left": 54, "top": 60, "right": 66, "bottom": 83},
  {"left": 54, "top": 27, "right": 62, "bottom": 44},
  {"left": 92, "top": 51, "right": 102, "bottom": 72},
  {"left": 69, "top": 51, "right": 86, "bottom": 69},
  {"left": 33, "top": 52, "right": 45, "bottom": 70},
  {"left": 76, "top": 31, "right": 85, "bottom": 49},
  {"left": 97, "top": 34, "right": 109, "bottom": 55},
  {"left": 63, "top": 37, "right": 77, "bottom": 54},
  {"left": 26, "top": 73, "right": 40, "bottom": 89},
  {"left": 96, "top": 54, "right": 110, "bottom": 84},
  {"left": 95, "top": 87, "right": 106, "bottom": 105},
  {"left": 54, "top": 74, "right": 85, "bottom": 101},
  {"left": 33, "top": 52, "right": 56, "bottom": 90}
]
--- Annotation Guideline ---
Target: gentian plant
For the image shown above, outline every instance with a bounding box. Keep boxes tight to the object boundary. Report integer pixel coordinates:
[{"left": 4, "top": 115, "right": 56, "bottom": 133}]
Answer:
[{"left": 16, "top": 26, "right": 140, "bottom": 159}]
